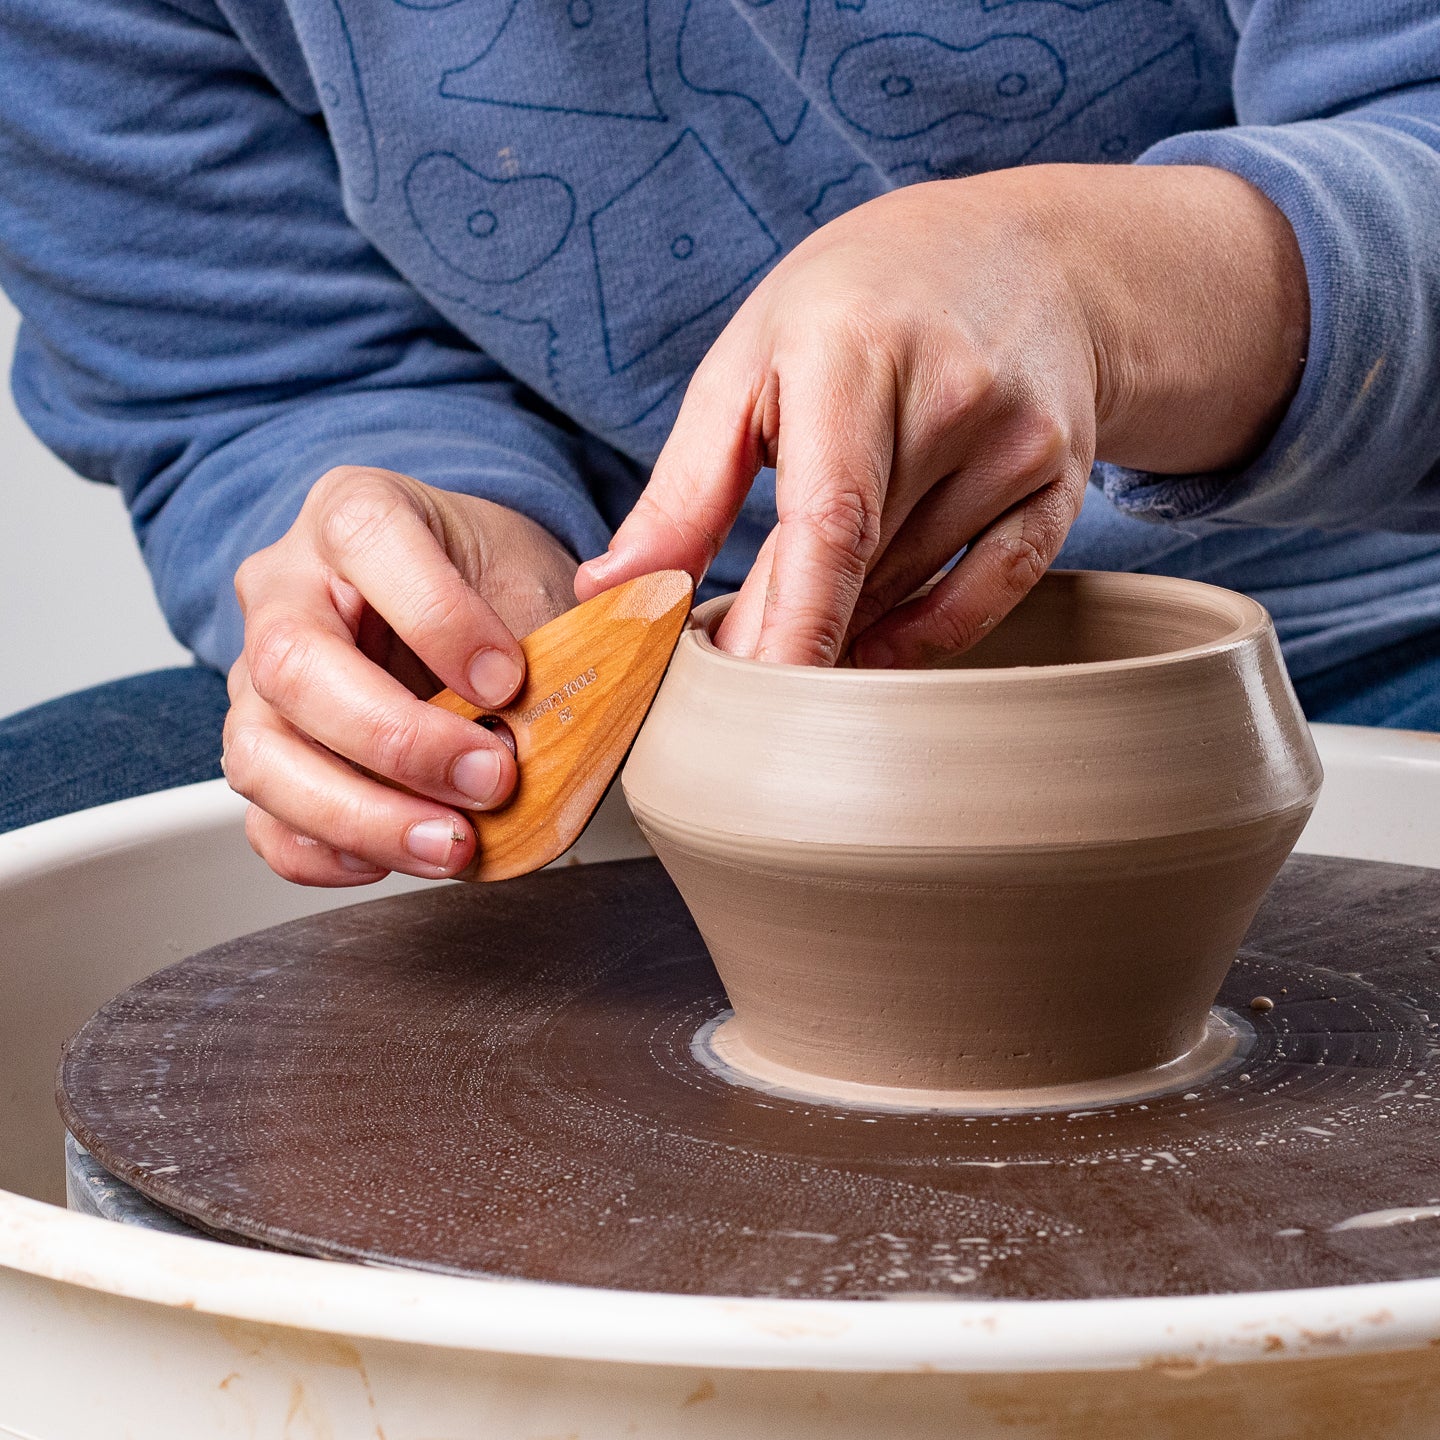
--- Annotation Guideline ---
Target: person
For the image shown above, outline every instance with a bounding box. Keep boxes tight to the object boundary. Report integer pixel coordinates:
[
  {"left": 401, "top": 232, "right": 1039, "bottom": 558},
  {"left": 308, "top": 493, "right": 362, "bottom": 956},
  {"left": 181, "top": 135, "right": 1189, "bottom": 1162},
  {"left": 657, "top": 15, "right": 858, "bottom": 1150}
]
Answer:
[{"left": 2, "top": 0, "right": 1438, "bottom": 876}]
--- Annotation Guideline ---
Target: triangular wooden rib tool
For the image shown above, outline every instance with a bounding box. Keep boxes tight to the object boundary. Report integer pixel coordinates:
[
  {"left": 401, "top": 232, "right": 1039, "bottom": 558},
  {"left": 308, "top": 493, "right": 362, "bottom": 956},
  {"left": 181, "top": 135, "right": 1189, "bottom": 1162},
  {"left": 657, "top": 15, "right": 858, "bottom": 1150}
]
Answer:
[{"left": 428, "top": 569, "right": 693, "bottom": 882}]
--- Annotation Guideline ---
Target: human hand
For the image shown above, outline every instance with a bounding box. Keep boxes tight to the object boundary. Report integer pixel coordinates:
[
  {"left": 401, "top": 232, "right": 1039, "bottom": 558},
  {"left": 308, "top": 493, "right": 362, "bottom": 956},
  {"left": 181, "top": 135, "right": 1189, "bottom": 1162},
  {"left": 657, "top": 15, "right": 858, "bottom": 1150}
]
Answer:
[
  {"left": 576, "top": 163, "right": 1306, "bottom": 666},
  {"left": 224, "top": 468, "right": 576, "bottom": 885}
]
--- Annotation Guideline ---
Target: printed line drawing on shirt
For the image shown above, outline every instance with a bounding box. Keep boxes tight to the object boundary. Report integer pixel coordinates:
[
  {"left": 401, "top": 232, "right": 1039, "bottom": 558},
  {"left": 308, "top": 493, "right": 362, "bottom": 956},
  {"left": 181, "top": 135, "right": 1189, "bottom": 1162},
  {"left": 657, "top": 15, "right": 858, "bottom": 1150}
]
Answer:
[
  {"left": 314, "top": 0, "right": 380, "bottom": 201},
  {"left": 804, "top": 163, "right": 884, "bottom": 226},
  {"left": 982, "top": 0, "right": 1153, "bottom": 10},
  {"left": 589, "top": 128, "right": 781, "bottom": 374},
  {"left": 619, "top": 376, "right": 686, "bottom": 433},
  {"left": 405, "top": 151, "right": 577, "bottom": 284},
  {"left": 440, "top": 0, "right": 668, "bottom": 121},
  {"left": 828, "top": 31, "right": 1066, "bottom": 140},
  {"left": 677, "top": 0, "right": 812, "bottom": 145},
  {"left": 1020, "top": 34, "right": 1199, "bottom": 164}
]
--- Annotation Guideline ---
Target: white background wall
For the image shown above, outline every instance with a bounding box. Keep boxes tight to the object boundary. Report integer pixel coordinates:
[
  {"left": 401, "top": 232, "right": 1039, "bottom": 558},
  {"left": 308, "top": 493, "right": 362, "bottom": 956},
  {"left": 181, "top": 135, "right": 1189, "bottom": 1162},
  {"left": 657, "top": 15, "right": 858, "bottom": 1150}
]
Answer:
[{"left": 0, "top": 294, "right": 188, "bottom": 719}]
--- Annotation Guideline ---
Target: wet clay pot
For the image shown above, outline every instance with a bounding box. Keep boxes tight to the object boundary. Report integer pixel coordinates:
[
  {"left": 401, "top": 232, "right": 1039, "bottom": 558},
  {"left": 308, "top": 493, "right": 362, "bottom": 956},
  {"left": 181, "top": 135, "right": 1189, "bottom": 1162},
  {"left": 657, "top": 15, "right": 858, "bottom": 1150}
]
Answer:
[{"left": 621, "top": 570, "right": 1323, "bottom": 1098}]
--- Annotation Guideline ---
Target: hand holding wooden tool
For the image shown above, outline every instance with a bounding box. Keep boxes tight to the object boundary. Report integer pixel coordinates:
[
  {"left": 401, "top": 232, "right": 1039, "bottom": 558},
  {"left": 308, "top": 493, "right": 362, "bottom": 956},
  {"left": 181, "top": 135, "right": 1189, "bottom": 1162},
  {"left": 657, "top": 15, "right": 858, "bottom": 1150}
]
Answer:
[{"left": 425, "top": 569, "right": 693, "bottom": 882}]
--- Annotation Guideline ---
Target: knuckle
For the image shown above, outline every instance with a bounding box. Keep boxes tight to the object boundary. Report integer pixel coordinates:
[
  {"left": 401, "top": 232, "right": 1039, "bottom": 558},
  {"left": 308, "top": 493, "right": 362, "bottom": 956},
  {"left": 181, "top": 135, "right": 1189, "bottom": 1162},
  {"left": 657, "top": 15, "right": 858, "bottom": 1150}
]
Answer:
[
  {"left": 638, "top": 488, "right": 725, "bottom": 557},
  {"left": 1009, "top": 410, "right": 1072, "bottom": 489},
  {"left": 311, "top": 465, "right": 387, "bottom": 507},
  {"left": 406, "top": 580, "right": 475, "bottom": 646},
  {"left": 317, "top": 476, "right": 408, "bottom": 557},
  {"left": 989, "top": 523, "right": 1051, "bottom": 598},
  {"left": 1036, "top": 474, "right": 1085, "bottom": 533},
  {"left": 791, "top": 601, "right": 851, "bottom": 664},
  {"left": 802, "top": 487, "right": 881, "bottom": 569},
  {"left": 920, "top": 594, "right": 989, "bottom": 657},
  {"left": 936, "top": 354, "right": 998, "bottom": 418},
  {"left": 233, "top": 550, "right": 267, "bottom": 605},
  {"left": 764, "top": 569, "right": 861, "bottom": 663},
  {"left": 368, "top": 708, "right": 428, "bottom": 779},
  {"left": 326, "top": 808, "right": 380, "bottom": 863},
  {"left": 967, "top": 353, "right": 1000, "bottom": 399},
  {"left": 221, "top": 720, "right": 269, "bottom": 795},
  {"left": 792, "top": 290, "right": 860, "bottom": 344},
  {"left": 246, "top": 613, "right": 314, "bottom": 704}
]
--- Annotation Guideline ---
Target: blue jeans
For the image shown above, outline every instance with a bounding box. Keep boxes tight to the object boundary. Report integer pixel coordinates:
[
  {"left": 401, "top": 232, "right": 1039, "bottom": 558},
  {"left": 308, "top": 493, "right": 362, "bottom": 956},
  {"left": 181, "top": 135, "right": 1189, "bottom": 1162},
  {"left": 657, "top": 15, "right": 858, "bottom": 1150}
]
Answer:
[
  {"left": 0, "top": 667, "right": 231, "bottom": 834},
  {"left": 2, "top": 636, "right": 1439, "bottom": 834},
  {"left": 1291, "top": 627, "right": 1440, "bottom": 731}
]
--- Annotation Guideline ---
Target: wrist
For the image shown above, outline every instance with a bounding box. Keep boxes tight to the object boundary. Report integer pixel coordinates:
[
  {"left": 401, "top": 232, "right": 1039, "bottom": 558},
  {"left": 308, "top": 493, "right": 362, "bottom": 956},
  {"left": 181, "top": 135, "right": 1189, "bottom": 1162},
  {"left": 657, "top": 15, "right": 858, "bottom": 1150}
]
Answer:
[{"left": 1034, "top": 163, "right": 1309, "bottom": 475}]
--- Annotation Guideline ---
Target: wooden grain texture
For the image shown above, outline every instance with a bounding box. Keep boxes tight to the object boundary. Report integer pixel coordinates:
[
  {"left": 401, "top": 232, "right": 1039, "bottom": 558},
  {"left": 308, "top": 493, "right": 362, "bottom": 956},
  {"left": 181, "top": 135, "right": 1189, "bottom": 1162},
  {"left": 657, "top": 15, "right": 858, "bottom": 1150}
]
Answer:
[
  {"left": 428, "top": 570, "right": 692, "bottom": 881},
  {"left": 57, "top": 854, "right": 1440, "bottom": 1301}
]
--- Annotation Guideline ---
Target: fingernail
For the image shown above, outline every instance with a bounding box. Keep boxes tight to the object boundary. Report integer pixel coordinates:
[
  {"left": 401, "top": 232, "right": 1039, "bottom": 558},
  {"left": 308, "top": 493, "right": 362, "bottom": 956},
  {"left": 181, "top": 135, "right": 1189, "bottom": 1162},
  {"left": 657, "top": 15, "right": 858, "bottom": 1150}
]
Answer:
[
  {"left": 854, "top": 637, "right": 895, "bottom": 669},
  {"left": 406, "top": 817, "right": 465, "bottom": 868},
  {"left": 338, "top": 851, "right": 384, "bottom": 874},
  {"left": 453, "top": 747, "right": 504, "bottom": 808},
  {"left": 468, "top": 648, "right": 523, "bottom": 708},
  {"left": 581, "top": 548, "right": 626, "bottom": 584}
]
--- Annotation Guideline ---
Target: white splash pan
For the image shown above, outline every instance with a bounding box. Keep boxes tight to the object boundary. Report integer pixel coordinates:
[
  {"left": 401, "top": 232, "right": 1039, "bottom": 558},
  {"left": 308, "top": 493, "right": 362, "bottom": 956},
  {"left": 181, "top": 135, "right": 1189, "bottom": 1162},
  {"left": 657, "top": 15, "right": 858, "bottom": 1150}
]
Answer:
[{"left": 1, "top": 723, "right": 1438, "bottom": 1438}]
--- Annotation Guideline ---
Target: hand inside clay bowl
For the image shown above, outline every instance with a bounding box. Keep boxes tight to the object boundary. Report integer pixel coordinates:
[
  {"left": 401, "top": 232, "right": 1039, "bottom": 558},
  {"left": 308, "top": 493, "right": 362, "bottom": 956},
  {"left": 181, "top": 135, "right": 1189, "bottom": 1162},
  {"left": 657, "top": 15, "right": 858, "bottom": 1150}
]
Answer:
[{"left": 622, "top": 570, "right": 1323, "bottom": 1110}]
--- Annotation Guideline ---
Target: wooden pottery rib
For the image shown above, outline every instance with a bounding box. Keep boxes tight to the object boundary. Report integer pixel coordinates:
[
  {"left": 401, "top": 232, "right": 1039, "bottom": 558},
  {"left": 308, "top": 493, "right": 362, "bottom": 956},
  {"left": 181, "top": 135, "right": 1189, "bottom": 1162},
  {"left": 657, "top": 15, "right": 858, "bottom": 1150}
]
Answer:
[{"left": 428, "top": 569, "right": 692, "bottom": 882}]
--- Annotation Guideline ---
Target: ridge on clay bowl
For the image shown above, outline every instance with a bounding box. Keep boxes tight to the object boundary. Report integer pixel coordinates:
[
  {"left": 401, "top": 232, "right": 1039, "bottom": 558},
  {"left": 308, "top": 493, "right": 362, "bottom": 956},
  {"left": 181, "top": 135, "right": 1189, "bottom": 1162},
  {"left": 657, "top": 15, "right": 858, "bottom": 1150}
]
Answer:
[{"left": 622, "top": 570, "right": 1324, "bottom": 1104}]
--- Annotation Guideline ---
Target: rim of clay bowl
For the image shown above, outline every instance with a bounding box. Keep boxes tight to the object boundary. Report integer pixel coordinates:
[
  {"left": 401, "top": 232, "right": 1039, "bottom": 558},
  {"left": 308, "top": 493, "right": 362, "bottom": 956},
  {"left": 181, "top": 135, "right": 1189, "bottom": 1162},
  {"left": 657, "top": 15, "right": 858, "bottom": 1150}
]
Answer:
[{"left": 688, "top": 569, "right": 1271, "bottom": 680}]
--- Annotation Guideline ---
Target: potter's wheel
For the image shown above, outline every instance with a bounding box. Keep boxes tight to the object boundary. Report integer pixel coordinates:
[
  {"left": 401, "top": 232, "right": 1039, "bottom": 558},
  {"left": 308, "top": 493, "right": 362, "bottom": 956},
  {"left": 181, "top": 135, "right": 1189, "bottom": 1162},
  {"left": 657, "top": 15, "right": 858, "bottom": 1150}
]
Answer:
[{"left": 57, "top": 854, "right": 1440, "bottom": 1301}]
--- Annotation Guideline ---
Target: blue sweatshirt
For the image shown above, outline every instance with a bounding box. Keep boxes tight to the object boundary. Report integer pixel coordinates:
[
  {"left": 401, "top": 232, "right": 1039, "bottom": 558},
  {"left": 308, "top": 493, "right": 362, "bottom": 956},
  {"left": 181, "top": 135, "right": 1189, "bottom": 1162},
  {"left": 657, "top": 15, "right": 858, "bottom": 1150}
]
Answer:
[{"left": 2, "top": 0, "right": 1439, "bottom": 677}]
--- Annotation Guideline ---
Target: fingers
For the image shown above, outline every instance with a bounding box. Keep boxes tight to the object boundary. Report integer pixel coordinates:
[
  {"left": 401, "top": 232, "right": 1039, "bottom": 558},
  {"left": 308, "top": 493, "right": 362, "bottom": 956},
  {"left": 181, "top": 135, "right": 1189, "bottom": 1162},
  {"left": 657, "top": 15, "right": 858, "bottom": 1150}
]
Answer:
[
  {"left": 224, "top": 677, "right": 479, "bottom": 880},
  {"left": 226, "top": 468, "right": 563, "bottom": 888},
  {"left": 713, "top": 526, "right": 777, "bottom": 657},
  {"left": 243, "top": 602, "right": 516, "bottom": 813},
  {"left": 307, "top": 470, "right": 526, "bottom": 710},
  {"left": 575, "top": 353, "right": 768, "bottom": 600},
  {"left": 851, "top": 474, "right": 1086, "bottom": 669},
  {"left": 243, "top": 806, "right": 389, "bottom": 888},
  {"left": 740, "top": 355, "right": 895, "bottom": 664},
  {"left": 842, "top": 473, "right": 973, "bottom": 643},
  {"left": 846, "top": 406, "right": 1080, "bottom": 644}
]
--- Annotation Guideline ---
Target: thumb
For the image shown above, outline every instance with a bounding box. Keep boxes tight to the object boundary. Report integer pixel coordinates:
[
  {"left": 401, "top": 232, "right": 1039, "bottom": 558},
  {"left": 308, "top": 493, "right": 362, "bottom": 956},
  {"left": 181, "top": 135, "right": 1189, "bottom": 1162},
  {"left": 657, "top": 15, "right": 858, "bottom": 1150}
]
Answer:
[{"left": 575, "top": 365, "right": 767, "bottom": 601}]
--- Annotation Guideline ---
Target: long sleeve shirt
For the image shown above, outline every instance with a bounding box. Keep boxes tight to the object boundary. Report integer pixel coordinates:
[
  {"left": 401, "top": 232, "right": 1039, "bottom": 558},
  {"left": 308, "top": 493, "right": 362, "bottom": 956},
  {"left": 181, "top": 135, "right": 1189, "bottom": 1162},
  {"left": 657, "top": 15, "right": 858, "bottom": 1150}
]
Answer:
[{"left": 2, "top": 0, "right": 1438, "bottom": 676}]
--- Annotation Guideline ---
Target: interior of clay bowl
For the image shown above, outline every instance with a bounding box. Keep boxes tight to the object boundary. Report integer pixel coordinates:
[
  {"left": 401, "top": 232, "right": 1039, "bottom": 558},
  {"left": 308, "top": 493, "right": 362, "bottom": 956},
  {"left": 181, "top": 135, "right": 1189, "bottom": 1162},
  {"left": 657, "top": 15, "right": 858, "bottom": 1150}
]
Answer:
[{"left": 697, "top": 569, "right": 1260, "bottom": 670}]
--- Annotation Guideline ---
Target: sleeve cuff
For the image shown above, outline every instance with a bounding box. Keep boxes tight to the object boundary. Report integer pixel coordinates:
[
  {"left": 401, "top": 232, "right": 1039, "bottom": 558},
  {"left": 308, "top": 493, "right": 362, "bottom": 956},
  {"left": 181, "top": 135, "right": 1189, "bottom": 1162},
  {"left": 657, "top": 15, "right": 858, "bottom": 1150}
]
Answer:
[{"left": 1100, "top": 114, "right": 1440, "bottom": 534}]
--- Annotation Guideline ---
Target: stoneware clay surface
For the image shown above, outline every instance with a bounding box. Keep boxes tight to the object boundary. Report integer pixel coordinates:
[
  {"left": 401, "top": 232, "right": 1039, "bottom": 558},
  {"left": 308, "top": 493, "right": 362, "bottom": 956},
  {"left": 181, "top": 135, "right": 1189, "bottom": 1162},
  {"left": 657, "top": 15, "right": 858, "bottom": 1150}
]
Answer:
[{"left": 622, "top": 570, "right": 1323, "bottom": 1105}]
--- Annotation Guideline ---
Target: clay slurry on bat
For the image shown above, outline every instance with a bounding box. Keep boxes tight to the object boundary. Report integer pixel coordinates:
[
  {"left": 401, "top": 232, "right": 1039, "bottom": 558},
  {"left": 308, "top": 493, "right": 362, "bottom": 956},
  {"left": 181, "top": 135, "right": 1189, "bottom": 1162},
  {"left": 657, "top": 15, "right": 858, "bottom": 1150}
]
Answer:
[{"left": 426, "top": 569, "right": 692, "bottom": 882}]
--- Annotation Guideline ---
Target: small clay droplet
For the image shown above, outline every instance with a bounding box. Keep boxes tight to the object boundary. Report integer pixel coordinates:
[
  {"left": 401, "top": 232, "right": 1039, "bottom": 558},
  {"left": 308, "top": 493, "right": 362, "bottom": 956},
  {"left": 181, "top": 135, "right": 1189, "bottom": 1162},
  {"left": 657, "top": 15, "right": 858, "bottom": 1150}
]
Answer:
[{"left": 1250, "top": 996, "right": 1275, "bottom": 1013}]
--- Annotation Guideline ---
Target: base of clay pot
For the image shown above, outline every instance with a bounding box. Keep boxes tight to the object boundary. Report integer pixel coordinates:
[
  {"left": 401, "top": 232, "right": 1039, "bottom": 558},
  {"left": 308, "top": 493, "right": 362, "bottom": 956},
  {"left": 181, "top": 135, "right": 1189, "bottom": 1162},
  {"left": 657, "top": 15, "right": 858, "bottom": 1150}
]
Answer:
[{"left": 694, "top": 1008, "right": 1251, "bottom": 1115}]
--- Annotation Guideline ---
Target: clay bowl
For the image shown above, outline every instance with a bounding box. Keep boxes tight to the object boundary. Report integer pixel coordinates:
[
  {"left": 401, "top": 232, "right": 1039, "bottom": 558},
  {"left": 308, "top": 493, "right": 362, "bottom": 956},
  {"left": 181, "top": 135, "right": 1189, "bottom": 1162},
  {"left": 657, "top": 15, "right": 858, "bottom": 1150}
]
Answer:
[{"left": 622, "top": 570, "right": 1323, "bottom": 1105}]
